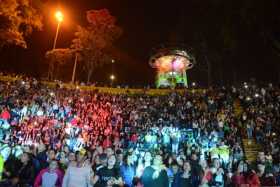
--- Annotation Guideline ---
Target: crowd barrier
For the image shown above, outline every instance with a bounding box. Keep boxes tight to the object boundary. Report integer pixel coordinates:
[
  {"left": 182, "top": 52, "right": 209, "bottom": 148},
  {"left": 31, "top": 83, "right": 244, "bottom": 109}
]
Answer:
[{"left": 0, "top": 75, "right": 205, "bottom": 95}]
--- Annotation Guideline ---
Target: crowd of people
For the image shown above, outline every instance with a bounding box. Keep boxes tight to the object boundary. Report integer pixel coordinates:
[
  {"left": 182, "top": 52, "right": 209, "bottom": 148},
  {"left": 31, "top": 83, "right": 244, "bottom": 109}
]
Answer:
[{"left": 0, "top": 77, "right": 279, "bottom": 187}]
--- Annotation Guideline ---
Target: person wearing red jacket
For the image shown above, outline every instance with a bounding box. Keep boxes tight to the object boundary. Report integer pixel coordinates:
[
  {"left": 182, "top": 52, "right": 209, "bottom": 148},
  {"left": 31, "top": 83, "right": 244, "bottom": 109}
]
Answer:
[
  {"left": 34, "top": 160, "right": 64, "bottom": 187},
  {"left": 244, "top": 169, "right": 261, "bottom": 187}
]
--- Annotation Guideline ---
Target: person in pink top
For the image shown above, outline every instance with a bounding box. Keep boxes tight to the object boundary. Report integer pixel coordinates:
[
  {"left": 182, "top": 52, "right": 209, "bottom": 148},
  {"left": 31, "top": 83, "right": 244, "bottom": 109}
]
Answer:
[
  {"left": 34, "top": 160, "right": 64, "bottom": 187},
  {"left": 0, "top": 107, "right": 10, "bottom": 120}
]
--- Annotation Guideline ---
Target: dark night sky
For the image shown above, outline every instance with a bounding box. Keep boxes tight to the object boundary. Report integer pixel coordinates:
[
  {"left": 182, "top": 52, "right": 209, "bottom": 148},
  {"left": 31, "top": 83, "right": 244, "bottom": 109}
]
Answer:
[{"left": 0, "top": 0, "right": 279, "bottom": 87}]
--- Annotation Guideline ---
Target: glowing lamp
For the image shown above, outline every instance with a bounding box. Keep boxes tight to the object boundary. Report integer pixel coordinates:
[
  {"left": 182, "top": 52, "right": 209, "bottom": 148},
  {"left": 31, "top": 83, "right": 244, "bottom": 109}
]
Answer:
[
  {"left": 55, "top": 11, "right": 64, "bottom": 22},
  {"left": 110, "top": 75, "right": 115, "bottom": 80}
]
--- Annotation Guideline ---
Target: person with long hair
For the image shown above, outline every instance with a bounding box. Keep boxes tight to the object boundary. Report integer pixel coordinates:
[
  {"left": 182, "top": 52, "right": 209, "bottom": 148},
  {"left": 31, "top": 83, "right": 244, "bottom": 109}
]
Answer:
[
  {"left": 172, "top": 160, "right": 199, "bottom": 187},
  {"left": 120, "top": 153, "right": 136, "bottom": 187}
]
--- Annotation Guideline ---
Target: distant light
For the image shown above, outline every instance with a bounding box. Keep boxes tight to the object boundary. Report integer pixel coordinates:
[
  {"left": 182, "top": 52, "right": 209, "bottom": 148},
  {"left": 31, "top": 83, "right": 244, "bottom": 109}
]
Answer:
[
  {"left": 55, "top": 11, "right": 64, "bottom": 22},
  {"left": 246, "top": 96, "right": 251, "bottom": 101},
  {"left": 192, "top": 82, "right": 196, "bottom": 87},
  {"left": 255, "top": 93, "right": 260, "bottom": 98},
  {"left": 50, "top": 92, "right": 55, "bottom": 97},
  {"left": 169, "top": 71, "right": 176, "bottom": 76},
  {"left": 244, "top": 85, "right": 248, "bottom": 89},
  {"left": 21, "top": 81, "right": 25, "bottom": 85},
  {"left": 112, "top": 59, "right": 115, "bottom": 64},
  {"left": 76, "top": 86, "right": 79, "bottom": 89},
  {"left": 110, "top": 75, "right": 115, "bottom": 80}
]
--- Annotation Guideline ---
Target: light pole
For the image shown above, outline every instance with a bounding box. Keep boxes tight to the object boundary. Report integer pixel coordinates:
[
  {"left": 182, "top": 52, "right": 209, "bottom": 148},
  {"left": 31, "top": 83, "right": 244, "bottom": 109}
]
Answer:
[
  {"left": 48, "top": 11, "right": 64, "bottom": 80},
  {"left": 71, "top": 53, "right": 78, "bottom": 84},
  {"left": 53, "top": 11, "right": 63, "bottom": 49}
]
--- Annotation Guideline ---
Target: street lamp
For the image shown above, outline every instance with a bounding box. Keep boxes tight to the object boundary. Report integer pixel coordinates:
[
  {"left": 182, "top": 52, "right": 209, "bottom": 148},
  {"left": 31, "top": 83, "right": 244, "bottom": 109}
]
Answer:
[
  {"left": 110, "top": 74, "right": 115, "bottom": 80},
  {"left": 48, "top": 10, "right": 64, "bottom": 80},
  {"left": 110, "top": 74, "right": 115, "bottom": 86},
  {"left": 53, "top": 11, "right": 63, "bottom": 49}
]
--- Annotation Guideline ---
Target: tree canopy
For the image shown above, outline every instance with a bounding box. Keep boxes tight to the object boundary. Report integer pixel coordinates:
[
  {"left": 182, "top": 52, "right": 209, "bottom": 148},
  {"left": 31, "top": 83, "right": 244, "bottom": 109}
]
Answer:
[
  {"left": 0, "top": 0, "right": 43, "bottom": 48},
  {"left": 71, "top": 9, "right": 122, "bottom": 83},
  {"left": 45, "top": 48, "right": 73, "bottom": 80}
]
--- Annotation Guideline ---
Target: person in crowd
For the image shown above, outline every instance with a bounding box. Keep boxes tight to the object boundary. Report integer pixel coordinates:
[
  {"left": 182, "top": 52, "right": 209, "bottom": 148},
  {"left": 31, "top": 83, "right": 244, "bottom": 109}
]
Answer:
[
  {"left": 172, "top": 160, "right": 199, "bottom": 187},
  {"left": 120, "top": 153, "right": 136, "bottom": 187},
  {"left": 132, "top": 177, "right": 143, "bottom": 187},
  {"left": 167, "top": 160, "right": 180, "bottom": 187},
  {"left": 62, "top": 150, "right": 93, "bottom": 187},
  {"left": 34, "top": 160, "right": 64, "bottom": 187},
  {"left": 244, "top": 167, "right": 261, "bottom": 187},
  {"left": 136, "top": 152, "right": 152, "bottom": 178},
  {"left": 14, "top": 152, "right": 35, "bottom": 187},
  {"left": 0, "top": 77, "right": 279, "bottom": 187},
  {"left": 141, "top": 154, "right": 169, "bottom": 187},
  {"left": 93, "top": 154, "right": 123, "bottom": 187}
]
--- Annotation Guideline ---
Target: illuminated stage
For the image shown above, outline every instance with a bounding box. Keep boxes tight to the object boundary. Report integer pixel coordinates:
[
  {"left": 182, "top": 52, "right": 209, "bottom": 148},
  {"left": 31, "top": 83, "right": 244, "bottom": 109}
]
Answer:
[{"left": 149, "top": 45, "right": 195, "bottom": 88}]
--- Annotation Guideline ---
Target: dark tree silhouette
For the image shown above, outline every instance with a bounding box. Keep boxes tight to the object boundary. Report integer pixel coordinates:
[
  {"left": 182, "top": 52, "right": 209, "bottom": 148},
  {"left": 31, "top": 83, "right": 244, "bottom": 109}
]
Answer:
[
  {"left": 0, "top": 0, "right": 43, "bottom": 48},
  {"left": 71, "top": 9, "right": 122, "bottom": 83}
]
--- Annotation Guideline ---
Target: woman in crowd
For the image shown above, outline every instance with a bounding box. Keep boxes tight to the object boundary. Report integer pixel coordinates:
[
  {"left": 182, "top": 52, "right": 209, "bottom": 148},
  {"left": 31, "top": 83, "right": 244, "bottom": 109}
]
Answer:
[
  {"left": 172, "top": 160, "right": 199, "bottom": 187},
  {"left": 120, "top": 153, "right": 136, "bottom": 187}
]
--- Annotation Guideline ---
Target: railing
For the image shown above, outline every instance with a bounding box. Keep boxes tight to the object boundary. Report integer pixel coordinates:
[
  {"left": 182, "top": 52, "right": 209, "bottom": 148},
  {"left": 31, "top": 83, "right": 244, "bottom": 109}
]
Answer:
[{"left": 0, "top": 75, "right": 205, "bottom": 95}]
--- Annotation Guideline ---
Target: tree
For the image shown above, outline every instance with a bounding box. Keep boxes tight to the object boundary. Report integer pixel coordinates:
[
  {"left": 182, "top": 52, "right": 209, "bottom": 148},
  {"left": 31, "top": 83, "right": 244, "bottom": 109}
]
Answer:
[
  {"left": 71, "top": 9, "right": 122, "bottom": 83},
  {"left": 45, "top": 48, "right": 73, "bottom": 80},
  {"left": 0, "top": 0, "right": 43, "bottom": 48}
]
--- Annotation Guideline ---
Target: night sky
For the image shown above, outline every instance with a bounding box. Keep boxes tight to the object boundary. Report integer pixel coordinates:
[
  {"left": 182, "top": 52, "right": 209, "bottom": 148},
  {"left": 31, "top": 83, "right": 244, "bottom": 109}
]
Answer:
[{"left": 0, "top": 0, "right": 279, "bottom": 87}]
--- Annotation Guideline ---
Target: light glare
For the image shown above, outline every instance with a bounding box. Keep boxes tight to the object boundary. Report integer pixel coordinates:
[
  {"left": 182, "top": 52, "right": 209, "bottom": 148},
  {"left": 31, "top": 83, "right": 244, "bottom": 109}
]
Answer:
[{"left": 55, "top": 11, "right": 64, "bottom": 22}]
